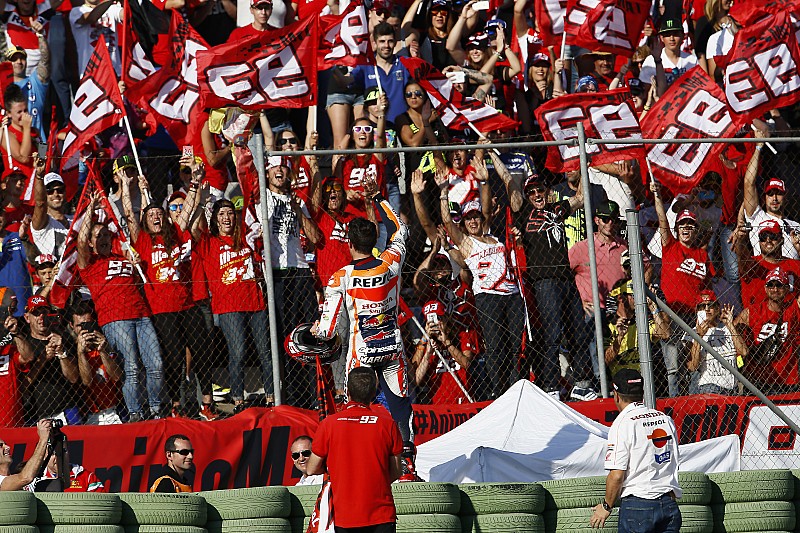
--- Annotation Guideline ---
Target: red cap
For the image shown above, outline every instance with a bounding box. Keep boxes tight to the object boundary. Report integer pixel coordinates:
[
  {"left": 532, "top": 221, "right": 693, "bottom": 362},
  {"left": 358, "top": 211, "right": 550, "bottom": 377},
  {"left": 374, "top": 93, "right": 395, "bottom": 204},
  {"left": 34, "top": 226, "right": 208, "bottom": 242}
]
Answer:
[
  {"left": 764, "top": 178, "right": 785, "bottom": 194},
  {"left": 759, "top": 219, "right": 782, "bottom": 235},
  {"left": 423, "top": 300, "right": 445, "bottom": 319},
  {"left": 26, "top": 295, "right": 50, "bottom": 312},
  {"left": 676, "top": 209, "right": 697, "bottom": 224},
  {"left": 696, "top": 290, "right": 717, "bottom": 306},
  {"left": 766, "top": 267, "right": 789, "bottom": 285}
]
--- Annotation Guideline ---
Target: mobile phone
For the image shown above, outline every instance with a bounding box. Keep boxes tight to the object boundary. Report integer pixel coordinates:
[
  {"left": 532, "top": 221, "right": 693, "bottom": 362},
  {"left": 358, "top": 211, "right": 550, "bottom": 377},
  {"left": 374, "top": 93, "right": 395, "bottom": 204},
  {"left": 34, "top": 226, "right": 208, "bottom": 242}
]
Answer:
[
  {"left": 182, "top": 145, "right": 193, "bottom": 158},
  {"left": 447, "top": 71, "right": 466, "bottom": 84},
  {"left": 473, "top": 1, "right": 489, "bottom": 10},
  {"left": 37, "top": 142, "right": 47, "bottom": 159},
  {"left": 79, "top": 320, "right": 98, "bottom": 333}
]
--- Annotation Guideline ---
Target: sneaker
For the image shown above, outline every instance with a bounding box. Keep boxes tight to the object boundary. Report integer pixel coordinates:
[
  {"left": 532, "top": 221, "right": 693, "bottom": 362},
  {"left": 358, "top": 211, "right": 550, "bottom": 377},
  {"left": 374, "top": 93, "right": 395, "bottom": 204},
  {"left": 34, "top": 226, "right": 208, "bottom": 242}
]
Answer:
[
  {"left": 233, "top": 403, "right": 248, "bottom": 415},
  {"left": 199, "top": 403, "right": 220, "bottom": 422},
  {"left": 128, "top": 412, "right": 144, "bottom": 423},
  {"left": 570, "top": 386, "right": 599, "bottom": 402},
  {"left": 212, "top": 384, "right": 231, "bottom": 402}
]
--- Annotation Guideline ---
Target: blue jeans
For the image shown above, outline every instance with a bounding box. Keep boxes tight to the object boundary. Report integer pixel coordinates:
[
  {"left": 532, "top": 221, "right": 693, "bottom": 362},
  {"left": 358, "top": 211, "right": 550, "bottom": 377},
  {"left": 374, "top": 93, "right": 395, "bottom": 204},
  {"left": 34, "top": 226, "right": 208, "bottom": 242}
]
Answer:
[
  {"left": 699, "top": 383, "right": 735, "bottom": 395},
  {"left": 619, "top": 494, "right": 681, "bottom": 533},
  {"left": 717, "top": 224, "right": 742, "bottom": 310},
  {"left": 48, "top": 13, "right": 72, "bottom": 121},
  {"left": 474, "top": 292, "right": 525, "bottom": 399},
  {"left": 102, "top": 318, "right": 164, "bottom": 416},
  {"left": 217, "top": 310, "right": 273, "bottom": 401}
]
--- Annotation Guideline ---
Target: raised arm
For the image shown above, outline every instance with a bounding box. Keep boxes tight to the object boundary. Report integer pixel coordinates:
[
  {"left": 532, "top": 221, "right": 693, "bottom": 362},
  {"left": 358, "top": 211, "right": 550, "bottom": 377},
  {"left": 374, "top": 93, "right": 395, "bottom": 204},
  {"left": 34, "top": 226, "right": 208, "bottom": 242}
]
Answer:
[
  {"left": 400, "top": 0, "right": 423, "bottom": 41},
  {"left": 32, "top": 19, "right": 49, "bottom": 83},
  {"left": 743, "top": 123, "right": 767, "bottom": 218},
  {"left": 410, "top": 169, "right": 437, "bottom": 243},
  {"left": 177, "top": 159, "right": 204, "bottom": 232},
  {"left": 76, "top": 193, "right": 99, "bottom": 269},
  {"left": 445, "top": 0, "right": 477, "bottom": 65},
  {"left": 487, "top": 147, "right": 522, "bottom": 212},
  {"left": 120, "top": 172, "right": 141, "bottom": 243},
  {"left": 650, "top": 180, "right": 673, "bottom": 248},
  {"left": 31, "top": 154, "right": 47, "bottom": 230},
  {"left": 436, "top": 169, "right": 467, "bottom": 250},
  {"left": 0, "top": 420, "right": 52, "bottom": 491}
]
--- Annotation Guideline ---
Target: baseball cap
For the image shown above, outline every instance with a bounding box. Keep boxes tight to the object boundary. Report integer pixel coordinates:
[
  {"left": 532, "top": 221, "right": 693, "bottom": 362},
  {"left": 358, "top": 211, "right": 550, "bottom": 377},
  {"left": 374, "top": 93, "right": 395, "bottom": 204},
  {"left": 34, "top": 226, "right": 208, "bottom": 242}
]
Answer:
[
  {"left": 612, "top": 368, "right": 644, "bottom": 396},
  {"left": 250, "top": 0, "right": 272, "bottom": 6},
  {"left": 628, "top": 78, "right": 644, "bottom": 95},
  {"left": 676, "top": 209, "right": 697, "bottom": 224},
  {"left": 659, "top": 18, "right": 682, "bottom": 34},
  {"left": 531, "top": 52, "right": 551, "bottom": 66},
  {"left": 371, "top": 0, "right": 392, "bottom": 11},
  {"left": 577, "top": 76, "right": 598, "bottom": 92},
  {"left": 26, "top": 295, "right": 50, "bottom": 313},
  {"left": 113, "top": 155, "right": 136, "bottom": 174},
  {"left": 523, "top": 174, "right": 544, "bottom": 193},
  {"left": 610, "top": 280, "right": 634, "bottom": 298},
  {"left": 759, "top": 219, "right": 782, "bottom": 235},
  {"left": 364, "top": 87, "right": 381, "bottom": 105},
  {"left": 764, "top": 178, "right": 785, "bottom": 194},
  {"left": 466, "top": 33, "right": 489, "bottom": 50},
  {"left": 430, "top": 0, "right": 451, "bottom": 10},
  {"left": 594, "top": 200, "right": 620, "bottom": 218},
  {"left": 167, "top": 190, "right": 187, "bottom": 205},
  {"left": 766, "top": 267, "right": 789, "bottom": 285},
  {"left": 423, "top": 300, "right": 445, "bottom": 319},
  {"left": 43, "top": 172, "right": 64, "bottom": 188},
  {"left": 34, "top": 254, "right": 57, "bottom": 269},
  {"left": 5, "top": 45, "right": 26, "bottom": 60},
  {"left": 461, "top": 199, "right": 482, "bottom": 217},
  {"left": 696, "top": 290, "right": 717, "bottom": 306}
]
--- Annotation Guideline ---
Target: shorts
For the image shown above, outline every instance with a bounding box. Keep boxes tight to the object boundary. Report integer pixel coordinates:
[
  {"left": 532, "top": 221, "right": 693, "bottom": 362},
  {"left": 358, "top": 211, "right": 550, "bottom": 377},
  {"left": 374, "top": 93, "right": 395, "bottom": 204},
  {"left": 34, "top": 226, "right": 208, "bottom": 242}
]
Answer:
[
  {"left": 347, "top": 354, "right": 408, "bottom": 398},
  {"left": 326, "top": 92, "right": 365, "bottom": 109}
]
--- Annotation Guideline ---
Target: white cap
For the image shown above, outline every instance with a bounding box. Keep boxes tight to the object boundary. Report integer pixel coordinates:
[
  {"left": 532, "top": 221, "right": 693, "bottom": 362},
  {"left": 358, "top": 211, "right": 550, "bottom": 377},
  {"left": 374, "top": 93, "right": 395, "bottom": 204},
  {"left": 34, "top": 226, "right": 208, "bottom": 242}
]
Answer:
[
  {"left": 266, "top": 155, "right": 283, "bottom": 170},
  {"left": 43, "top": 172, "right": 64, "bottom": 187}
]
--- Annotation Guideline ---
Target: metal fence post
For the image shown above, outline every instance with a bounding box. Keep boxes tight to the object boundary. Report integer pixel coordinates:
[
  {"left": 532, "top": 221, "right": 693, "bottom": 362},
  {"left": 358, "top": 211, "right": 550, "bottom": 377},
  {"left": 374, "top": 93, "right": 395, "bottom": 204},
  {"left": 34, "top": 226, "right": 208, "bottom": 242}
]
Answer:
[
  {"left": 253, "top": 135, "right": 283, "bottom": 406},
  {"left": 625, "top": 208, "right": 656, "bottom": 408},
  {"left": 577, "top": 124, "right": 608, "bottom": 398}
]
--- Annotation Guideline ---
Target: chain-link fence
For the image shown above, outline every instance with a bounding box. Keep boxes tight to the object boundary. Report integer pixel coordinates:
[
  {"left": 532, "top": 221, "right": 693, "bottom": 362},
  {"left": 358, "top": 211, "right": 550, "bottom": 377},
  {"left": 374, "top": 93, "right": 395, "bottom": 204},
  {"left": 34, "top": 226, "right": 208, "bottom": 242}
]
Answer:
[{"left": 4, "top": 132, "right": 800, "bottom": 468}]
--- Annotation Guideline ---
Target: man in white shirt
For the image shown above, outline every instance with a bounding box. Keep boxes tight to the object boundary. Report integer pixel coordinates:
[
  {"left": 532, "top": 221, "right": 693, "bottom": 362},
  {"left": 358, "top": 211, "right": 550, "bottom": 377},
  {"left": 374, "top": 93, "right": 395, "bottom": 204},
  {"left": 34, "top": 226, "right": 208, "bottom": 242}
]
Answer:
[
  {"left": 639, "top": 18, "right": 697, "bottom": 91},
  {"left": 31, "top": 156, "right": 72, "bottom": 258},
  {"left": 291, "top": 435, "right": 323, "bottom": 486},
  {"left": 0, "top": 419, "right": 53, "bottom": 491},
  {"left": 69, "top": 0, "right": 124, "bottom": 76},
  {"left": 590, "top": 369, "right": 682, "bottom": 533}
]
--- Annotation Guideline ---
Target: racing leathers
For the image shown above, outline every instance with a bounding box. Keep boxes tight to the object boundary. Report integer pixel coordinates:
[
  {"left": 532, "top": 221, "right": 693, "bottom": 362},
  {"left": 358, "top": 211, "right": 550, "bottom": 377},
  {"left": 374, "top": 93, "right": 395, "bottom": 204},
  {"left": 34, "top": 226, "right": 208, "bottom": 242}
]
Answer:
[{"left": 316, "top": 196, "right": 413, "bottom": 442}]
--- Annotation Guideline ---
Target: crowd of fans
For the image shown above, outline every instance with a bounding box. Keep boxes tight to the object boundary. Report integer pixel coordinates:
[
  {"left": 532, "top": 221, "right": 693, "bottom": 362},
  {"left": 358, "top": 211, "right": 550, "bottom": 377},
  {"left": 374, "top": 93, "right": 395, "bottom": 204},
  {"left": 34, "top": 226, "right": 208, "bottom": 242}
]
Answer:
[{"left": 0, "top": 0, "right": 797, "bottom": 428}]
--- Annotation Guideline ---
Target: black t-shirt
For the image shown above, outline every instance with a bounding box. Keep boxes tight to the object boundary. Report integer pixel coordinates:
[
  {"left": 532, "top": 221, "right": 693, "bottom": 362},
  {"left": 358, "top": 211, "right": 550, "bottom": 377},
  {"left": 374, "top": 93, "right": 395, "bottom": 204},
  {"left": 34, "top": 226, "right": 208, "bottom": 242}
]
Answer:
[
  {"left": 513, "top": 200, "right": 573, "bottom": 281},
  {"left": 24, "top": 332, "right": 80, "bottom": 421},
  {"left": 152, "top": 465, "right": 193, "bottom": 493}
]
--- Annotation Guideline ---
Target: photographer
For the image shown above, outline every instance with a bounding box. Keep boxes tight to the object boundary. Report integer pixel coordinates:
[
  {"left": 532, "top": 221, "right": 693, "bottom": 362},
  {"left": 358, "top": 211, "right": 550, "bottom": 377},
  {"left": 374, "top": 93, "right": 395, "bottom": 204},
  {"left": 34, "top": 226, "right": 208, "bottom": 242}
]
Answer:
[
  {"left": 16, "top": 296, "right": 81, "bottom": 425},
  {"left": 69, "top": 301, "right": 123, "bottom": 425},
  {"left": 0, "top": 419, "right": 54, "bottom": 490}
]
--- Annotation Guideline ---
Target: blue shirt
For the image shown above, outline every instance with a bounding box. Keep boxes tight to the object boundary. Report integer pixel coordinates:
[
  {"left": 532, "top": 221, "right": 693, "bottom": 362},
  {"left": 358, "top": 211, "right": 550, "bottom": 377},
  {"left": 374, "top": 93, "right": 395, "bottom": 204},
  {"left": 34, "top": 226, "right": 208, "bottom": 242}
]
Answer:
[
  {"left": 0, "top": 232, "right": 32, "bottom": 316},
  {"left": 352, "top": 58, "right": 410, "bottom": 123},
  {"left": 15, "top": 74, "right": 48, "bottom": 142}
]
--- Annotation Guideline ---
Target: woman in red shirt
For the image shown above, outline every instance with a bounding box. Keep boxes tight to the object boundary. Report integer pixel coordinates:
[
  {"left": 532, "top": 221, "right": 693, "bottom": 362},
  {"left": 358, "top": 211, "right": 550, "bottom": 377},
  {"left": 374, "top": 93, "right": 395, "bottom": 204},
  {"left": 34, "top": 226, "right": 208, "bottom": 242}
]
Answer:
[
  {"left": 333, "top": 114, "right": 387, "bottom": 219},
  {"left": 77, "top": 192, "right": 164, "bottom": 422},
  {"left": 196, "top": 199, "right": 273, "bottom": 410}
]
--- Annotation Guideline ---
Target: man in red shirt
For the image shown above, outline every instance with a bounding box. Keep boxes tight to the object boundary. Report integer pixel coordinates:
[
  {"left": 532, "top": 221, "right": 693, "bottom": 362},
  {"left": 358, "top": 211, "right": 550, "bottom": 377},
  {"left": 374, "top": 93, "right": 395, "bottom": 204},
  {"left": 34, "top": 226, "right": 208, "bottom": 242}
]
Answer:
[
  {"left": 737, "top": 219, "right": 800, "bottom": 308},
  {"left": 307, "top": 367, "right": 403, "bottom": 533},
  {"left": 228, "top": 0, "right": 275, "bottom": 42}
]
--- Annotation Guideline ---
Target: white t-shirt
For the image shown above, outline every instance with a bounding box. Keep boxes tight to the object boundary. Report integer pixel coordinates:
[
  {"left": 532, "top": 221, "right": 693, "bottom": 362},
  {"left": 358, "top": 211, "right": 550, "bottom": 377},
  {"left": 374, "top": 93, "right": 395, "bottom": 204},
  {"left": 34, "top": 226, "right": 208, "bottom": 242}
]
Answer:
[
  {"left": 694, "top": 323, "right": 737, "bottom": 391},
  {"left": 639, "top": 50, "right": 698, "bottom": 87},
  {"left": 605, "top": 402, "right": 682, "bottom": 500},
  {"left": 706, "top": 27, "right": 734, "bottom": 62},
  {"left": 69, "top": 3, "right": 123, "bottom": 76},
  {"left": 745, "top": 206, "right": 800, "bottom": 259},
  {"left": 259, "top": 189, "right": 311, "bottom": 269},
  {"left": 296, "top": 473, "right": 323, "bottom": 486},
  {"left": 31, "top": 214, "right": 73, "bottom": 258}
]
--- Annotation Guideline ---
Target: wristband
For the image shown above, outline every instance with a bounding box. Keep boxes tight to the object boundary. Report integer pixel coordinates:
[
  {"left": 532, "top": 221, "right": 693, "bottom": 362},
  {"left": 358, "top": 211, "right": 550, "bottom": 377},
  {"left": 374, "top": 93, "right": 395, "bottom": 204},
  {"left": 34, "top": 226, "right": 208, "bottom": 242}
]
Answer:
[
  {"left": 56, "top": 351, "right": 68, "bottom": 360},
  {"left": 756, "top": 145, "right": 763, "bottom": 152},
  {"left": 602, "top": 501, "right": 613, "bottom": 512}
]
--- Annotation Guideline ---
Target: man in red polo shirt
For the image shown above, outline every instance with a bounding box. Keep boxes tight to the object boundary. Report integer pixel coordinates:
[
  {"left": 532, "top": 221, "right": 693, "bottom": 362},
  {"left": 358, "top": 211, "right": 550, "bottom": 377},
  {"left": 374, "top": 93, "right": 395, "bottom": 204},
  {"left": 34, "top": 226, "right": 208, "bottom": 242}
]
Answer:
[{"left": 307, "top": 367, "right": 403, "bottom": 533}]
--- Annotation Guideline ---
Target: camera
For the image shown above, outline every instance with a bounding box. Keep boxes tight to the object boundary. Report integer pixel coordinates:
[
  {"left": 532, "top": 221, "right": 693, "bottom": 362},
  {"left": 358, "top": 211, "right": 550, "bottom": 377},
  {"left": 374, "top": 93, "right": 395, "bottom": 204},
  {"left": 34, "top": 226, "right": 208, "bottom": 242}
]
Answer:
[
  {"left": 79, "top": 320, "right": 98, "bottom": 333},
  {"left": 49, "top": 419, "right": 64, "bottom": 429}
]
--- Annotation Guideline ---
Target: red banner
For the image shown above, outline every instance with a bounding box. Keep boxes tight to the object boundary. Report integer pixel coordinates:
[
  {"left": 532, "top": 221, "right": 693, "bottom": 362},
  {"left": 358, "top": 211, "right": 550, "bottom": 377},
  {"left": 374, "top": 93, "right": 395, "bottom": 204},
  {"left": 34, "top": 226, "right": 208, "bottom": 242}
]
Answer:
[
  {"left": 641, "top": 66, "right": 743, "bottom": 194},
  {"left": 534, "top": 87, "right": 644, "bottom": 173},
  {"left": 570, "top": 0, "right": 650, "bottom": 56},
  {"left": 723, "top": 11, "right": 800, "bottom": 121},
  {"left": 197, "top": 16, "right": 318, "bottom": 111},
  {"left": 535, "top": 0, "right": 566, "bottom": 46},
  {"left": 121, "top": 0, "right": 159, "bottom": 86},
  {"left": 729, "top": 0, "right": 800, "bottom": 26},
  {"left": 318, "top": 0, "right": 372, "bottom": 69}
]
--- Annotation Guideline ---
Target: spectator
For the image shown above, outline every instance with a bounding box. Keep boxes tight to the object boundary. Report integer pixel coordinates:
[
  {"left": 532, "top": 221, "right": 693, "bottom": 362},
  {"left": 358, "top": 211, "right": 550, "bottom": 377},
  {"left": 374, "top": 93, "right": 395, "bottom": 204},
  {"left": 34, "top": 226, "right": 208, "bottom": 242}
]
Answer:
[
  {"left": 229, "top": 0, "right": 276, "bottom": 40},
  {"left": 306, "top": 367, "right": 403, "bottom": 530},
  {"left": 2, "top": 0, "right": 52, "bottom": 77},
  {"left": 150, "top": 434, "right": 194, "bottom": 492},
  {"left": 32, "top": 253, "right": 56, "bottom": 297},
  {"left": 695, "top": 0, "right": 733, "bottom": 75},
  {"left": 362, "top": 88, "right": 401, "bottom": 215},
  {"left": 440, "top": 139, "right": 481, "bottom": 207},
  {"left": 0, "top": 419, "right": 53, "bottom": 490},
  {"left": 402, "top": 0, "right": 457, "bottom": 71},
  {"left": 737, "top": 220, "right": 800, "bottom": 309},
  {"left": 31, "top": 155, "right": 71, "bottom": 258},
  {"left": 395, "top": 81, "right": 447, "bottom": 185},
  {"left": 196, "top": 198, "right": 272, "bottom": 412},
  {"left": 528, "top": 53, "right": 562, "bottom": 113},
  {"left": 69, "top": 300, "right": 123, "bottom": 425},
  {"left": 16, "top": 295, "right": 80, "bottom": 424},
  {"left": 29, "top": 448, "right": 107, "bottom": 492},
  {"left": 0, "top": 208, "right": 34, "bottom": 316},
  {"left": 273, "top": 126, "right": 319, "bottom": 205},
  {"left": 0, "top": 85, "right": 37, "bottom": 177},
  {"left": 291, "top": 435, "right": 322, "bottom": 486},
  {"left": 639, "top": 18, "right": 698, "bottom": 93},
  {"left": 577, "top": 50, "right": 616, "bottom": 90},
  {"left": 1, "top": 167, "right": 34, "bottom": 232},
  {"left": 69, "top": 0, "right": 124, "bottom": 76},
  {"left": 107, "top": 155, "right": 145, "bottom": 239},
  {"left": 76, "top": 194, "right": 164, "bottom": 422},
  {"left": 8, "top": 36, "right": 49, "bottom": 140},
  {"left": 687, "top": 290, "right": 745, "bottom": 395},
  {"left": 335, "top": 112, "right": 387, "bottom": 220},
  {"left": 267, "top": 0, "right": 294, "bottom": 28},
  {"left": 0, "top": 288, "right": 25, "bottom": 428}
]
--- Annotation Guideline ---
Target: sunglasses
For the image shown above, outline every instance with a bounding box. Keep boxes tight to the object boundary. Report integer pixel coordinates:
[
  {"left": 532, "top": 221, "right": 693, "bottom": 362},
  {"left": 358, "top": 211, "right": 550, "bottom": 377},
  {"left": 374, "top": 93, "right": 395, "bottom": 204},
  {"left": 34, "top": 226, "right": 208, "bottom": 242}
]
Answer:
[
  {"left": 766, "top": 281, "right": 786, "bottom": 288},
  {"left": 47, "top": 187, "right": 65, "bottom": 195},
  {"left": 759, "top": 233, "right": 781, "bottom": 242},
  {"left": 169, "top": 448, "right": 194, "bottom": 456},
  {"left": 696, "top": 303, "right": 717, "bottom": 311},
  {"left": 405, "top": 90, "right": 424, "bottom": 98},
  {"left": 29, "top": 308, "right": 50, "bottom": 316},
  {"left": 596, "top": 215, "right": 615, "bottom": 223},
  {"left": 373, "top": 8, "right": 389, "bottom": 16},
  {"left": 525, "top": 185, "right": 546, "bottom": 195},
  {"left": 352, "top": 125, "right": 374, "bottom": 134},
  {"left": 324, "top": 183, "right": 343, "bottom": 193},
  {"left": 291, "top": 449, "right": 312, "bottom": 460},
  {"left": 279, "top": 137, "right": 298, "bottom": 146},
  {"left": 169, "top": 204, "right": 184, "bottom": 212}
]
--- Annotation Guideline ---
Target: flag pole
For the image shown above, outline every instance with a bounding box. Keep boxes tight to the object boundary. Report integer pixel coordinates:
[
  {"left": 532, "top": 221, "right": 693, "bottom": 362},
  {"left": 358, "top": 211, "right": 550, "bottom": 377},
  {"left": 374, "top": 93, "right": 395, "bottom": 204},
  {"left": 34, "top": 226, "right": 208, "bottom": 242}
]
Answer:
[
  {"left": 2, "top": 111, "right": 12, "bottom": 167},
  {"left": 560, "top": 34, "right": 569, "bottom": 94},
  {"left": 409, "top": 314, "right": 474, "bottom": 402},
  {"left": 121, "top": 114, "right": 151, "bottom": 205}
]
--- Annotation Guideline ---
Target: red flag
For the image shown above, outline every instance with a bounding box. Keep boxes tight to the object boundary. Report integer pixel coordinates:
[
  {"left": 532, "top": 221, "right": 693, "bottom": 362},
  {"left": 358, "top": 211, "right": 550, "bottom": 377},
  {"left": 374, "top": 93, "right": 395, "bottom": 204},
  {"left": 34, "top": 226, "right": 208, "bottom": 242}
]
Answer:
[
  {"left": 723, "top": 12, "right": 800, "bottom": 121},
  {"left": 60, "top": 36, "right": 126, "bottom": 176},
  {"left": 125, "top": 11, "right": 208, "bottom": 148},
  {"left": 121, "top": 0, "right": 160, "bottom": 85},
  {"left": 197, "top": 16, "right": 318, "bottom": 111},
  {"left": 296, "top": 0, "right": 327, "bottom": 20},
  {"left": 728, "top": 0, "right": 800, "bottom": 26},
  {"left": 399, "top": 57, "right": 519, "bottom": 133},
  {"left": 569, "top": 0, "right": 650, "bottom": 56},
  {"left": 396, "top": 295, "right": 413, "bottom": 327},
  {"left": 641, "top": 66, "right": 745, "bottom": 195},
  {"left": 318, "top": 0, "right": 373, "bottom": 69},
  {"left": 535, "top": 0, "right": 566, "bottom": 46},
  {"left": 534, "top": 87, "right": 643, "bottom": 173},
  {"left": 0, "top": 62, "right": 14, "bottom": 109}
]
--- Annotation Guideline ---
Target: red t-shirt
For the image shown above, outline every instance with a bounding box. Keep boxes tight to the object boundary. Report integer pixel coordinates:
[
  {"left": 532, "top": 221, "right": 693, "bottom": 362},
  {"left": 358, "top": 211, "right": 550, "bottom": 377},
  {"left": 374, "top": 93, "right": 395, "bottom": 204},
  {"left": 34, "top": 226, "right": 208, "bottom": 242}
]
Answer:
[
  {"left": 741, "top": 257, "right": 800, "bottom": 308},
  {"left": 195, "top": 232, "right": 265, "bottom": 314},
  {"left": 660, "top": 240, "right": 713, "bottom": 315},
  {"left": 79, "top": 255, "right": 151, "bottom": 326},
  {"left": 748, "top": 302, "right": 800, "bottom": 387},
  {"left": 4, "top": 203, "right": 34, "bottom": 232},
  {"left": 0, "top": 339, "right": 26, "bottom": 427},
  {"left": 178, "top": 228, "right": 210, "bottom": 303},
  {"left": 0, "top": 125, "right": 38, "bottom": 179},
  {"left": 312, "top": 402, "right": 402, "bottom": 528},
  {"left": 314, "top": 207, "right": 357, "bottom": 287},
  {"left": 342, "top": 155, "right": 385, "bottom": 218},
  {"left": 228, "top": 24, "right": 276, "bottom": 42},
  {"left": 134, "top": 231, "right": 193, "bottom": 314},
  {"left": 427, "top": 329, "right": 479, "bottom": 405},
  {"left": 83, "top": 349, "right": 122, "bottom": 413}
]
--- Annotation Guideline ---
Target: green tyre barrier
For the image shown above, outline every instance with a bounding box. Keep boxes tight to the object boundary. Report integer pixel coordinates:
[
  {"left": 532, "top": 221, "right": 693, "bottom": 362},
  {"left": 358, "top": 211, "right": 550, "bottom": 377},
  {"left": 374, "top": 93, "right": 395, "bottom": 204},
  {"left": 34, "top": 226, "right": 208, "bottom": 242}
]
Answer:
[
  {"left": 678, "top": 472, "right": 713, "bottom": 505},
  {"left": 0, "top": 492, "right": 36, "bottom": 525},
  {"left": 541, "top": 476, "right": 608, "bottom": 511},
  {"left": 396, "top": 513, "right": 460, "bottom": 532},
  {"left": 287, "top": 485, "right": 321, "bottom": 517},
  {"left": 711, "top": 501, "right": 795, "bottom": 532},
  {"left": 206, "top": 518, "right": 291, "bottom": 533},
  {"left": 288, "top": 516, "right": 309, "bottom": 533},
  {"left": 118, "top": 493, "right": 206, "bottom": 526},
  {"left": 0, "top": 527, "right": 38, "bottom": 533},
  {"left": 35, "top": 493, "right": 121, "bottom": 525},
  {"left": 545, "top": 507, "right": 616, "bottom": 533},
  {"left": 459, "top": 482, "right": 545, "bottom": 514},
  {"left": 39, "top": 527, "right": 124, "bottom": 533},
  {"left": 709, "top": 470, "right": 794, "bottom": 504},
  {"left": 391, "top": 482, "right": 460, "bottom": 514},
  {"left": 461, "top": 513, "right": 545, "bottom": 533},
  {"left": 123, "top": 527, "right": 206, "bottom": 533},
  {"left": 199, "top": 486, "right": 290, "bottom": 520},
  {"left": 678, "top": 505, "right": 713, "bottom": 533}
]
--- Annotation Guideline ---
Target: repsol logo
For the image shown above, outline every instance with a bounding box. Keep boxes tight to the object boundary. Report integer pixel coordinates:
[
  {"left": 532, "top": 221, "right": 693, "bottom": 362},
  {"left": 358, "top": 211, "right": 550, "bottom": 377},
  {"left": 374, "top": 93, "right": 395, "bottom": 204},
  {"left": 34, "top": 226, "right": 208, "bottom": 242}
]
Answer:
[{"left": 352, "top": 274, "right": 390, "bottom": 288}]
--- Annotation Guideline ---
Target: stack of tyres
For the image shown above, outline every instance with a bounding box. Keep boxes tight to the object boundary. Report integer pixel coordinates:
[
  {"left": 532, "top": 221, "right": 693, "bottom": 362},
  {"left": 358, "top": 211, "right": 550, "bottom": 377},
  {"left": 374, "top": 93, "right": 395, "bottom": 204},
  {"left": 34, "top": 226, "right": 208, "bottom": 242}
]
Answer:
[
  {"left": 287, "top": 484, "right": 322, "bottom": 533},
  {"left": 118, "top": 493, "right": 207, "bottom": 533},
  {"left": 0, "top": 491, "right": 38, "bottom": 533},
  {"left": 709, "top": 470, "right": 795, "bottom": 533},
  {"left": 200, "top": 487, "right": 291, "bottom": 533},
  {"left": 36, "top": 493, "right": 122, "bottom": 533},
  {"left": 391, "top": 482, "right": 461, "bottom": 533},
  {"left": 459, "top": 482, "right": 545, "bottom": 533}
]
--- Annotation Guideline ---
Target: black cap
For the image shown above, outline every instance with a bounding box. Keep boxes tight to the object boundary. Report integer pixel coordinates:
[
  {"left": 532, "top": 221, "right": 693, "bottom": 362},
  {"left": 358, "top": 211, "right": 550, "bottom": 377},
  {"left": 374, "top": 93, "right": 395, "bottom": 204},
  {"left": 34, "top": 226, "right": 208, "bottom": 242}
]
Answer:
[
  {"left": 612, "top": 368, "right": 644, "bottom": 396},
  {"left": 659, "top": 18, "right": 682, "bottom": 34},
  {"left": 595, "top": 200, "right": 620, "bottom": 218}
]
